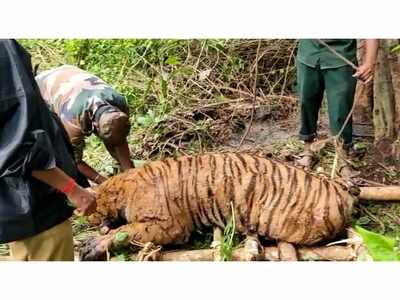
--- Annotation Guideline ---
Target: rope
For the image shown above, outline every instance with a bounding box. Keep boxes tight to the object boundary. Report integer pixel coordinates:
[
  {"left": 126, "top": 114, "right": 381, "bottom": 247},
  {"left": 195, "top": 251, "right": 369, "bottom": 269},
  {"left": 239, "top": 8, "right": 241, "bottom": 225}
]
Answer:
[
  {"left": 310, "top": 40, "right": 365, "bottom": 154},
  {"left": 316, "top": 39, "right": 358, "bottom": 71}
]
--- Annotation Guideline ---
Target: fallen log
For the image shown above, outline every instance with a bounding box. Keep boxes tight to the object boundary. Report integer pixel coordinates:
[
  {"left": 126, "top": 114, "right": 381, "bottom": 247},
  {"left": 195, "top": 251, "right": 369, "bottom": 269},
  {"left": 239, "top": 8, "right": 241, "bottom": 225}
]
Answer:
[
  {"left": 276, "top": 242, "right": 298, "bottom": 261},
  {"left": 358, "top": 186, "right": 400, "bottom": 201},
  {"left": 131, "top": 245, "right": 357, "bottom": 261}
]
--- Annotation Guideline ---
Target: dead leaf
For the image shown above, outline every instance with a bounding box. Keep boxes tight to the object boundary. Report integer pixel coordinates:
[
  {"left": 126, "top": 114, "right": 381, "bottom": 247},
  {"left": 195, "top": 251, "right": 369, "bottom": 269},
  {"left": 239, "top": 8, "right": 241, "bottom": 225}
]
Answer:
[{"left": 199, "top": 69, "right": 211, "bottom": 81}]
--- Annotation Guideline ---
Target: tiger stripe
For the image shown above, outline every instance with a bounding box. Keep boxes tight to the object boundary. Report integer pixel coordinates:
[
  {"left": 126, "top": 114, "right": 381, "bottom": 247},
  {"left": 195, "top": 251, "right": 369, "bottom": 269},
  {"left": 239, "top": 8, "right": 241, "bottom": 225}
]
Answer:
[{"left": 92, "top": 152, "right": 355, "bottom": 246}]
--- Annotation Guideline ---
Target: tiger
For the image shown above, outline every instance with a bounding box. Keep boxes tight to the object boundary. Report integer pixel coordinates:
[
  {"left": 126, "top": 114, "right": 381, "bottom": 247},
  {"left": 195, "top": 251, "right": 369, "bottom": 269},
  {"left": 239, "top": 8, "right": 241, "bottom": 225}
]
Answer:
[{"left": 80, "top": 152, "right": 356, "bottom": 260}]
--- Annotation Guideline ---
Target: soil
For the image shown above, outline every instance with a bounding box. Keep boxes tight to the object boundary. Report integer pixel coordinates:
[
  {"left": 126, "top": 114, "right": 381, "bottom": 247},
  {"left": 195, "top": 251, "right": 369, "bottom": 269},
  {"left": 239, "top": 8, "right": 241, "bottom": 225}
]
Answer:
[{"left": 227, "top": 117, "right": 328, "bottom": 149}]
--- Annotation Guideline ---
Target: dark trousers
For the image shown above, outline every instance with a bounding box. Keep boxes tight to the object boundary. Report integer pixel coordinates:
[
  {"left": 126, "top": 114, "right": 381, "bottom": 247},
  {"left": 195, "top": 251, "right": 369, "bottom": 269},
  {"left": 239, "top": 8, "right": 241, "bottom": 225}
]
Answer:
[{"left": 297, "top": 61, "right": 357, "bottom": 146}]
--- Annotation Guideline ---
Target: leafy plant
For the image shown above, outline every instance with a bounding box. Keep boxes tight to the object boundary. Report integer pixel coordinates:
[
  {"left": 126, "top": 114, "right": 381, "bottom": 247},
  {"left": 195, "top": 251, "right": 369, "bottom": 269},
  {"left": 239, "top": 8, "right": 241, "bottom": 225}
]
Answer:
[
  {"left": 220, "top": 202, "right": 240, "bottom": 261},
  {"left": 0, "top": 243, "right": 9, "bottom": 257},
  {"left": 115, "top": 231, "right": 129, "bottom": 245},
  {"left": 355, "top": 225, "right": 400, "bottom": 261},
  {"left": 391, "top": 44, "right": 400, "bottom": 53}
]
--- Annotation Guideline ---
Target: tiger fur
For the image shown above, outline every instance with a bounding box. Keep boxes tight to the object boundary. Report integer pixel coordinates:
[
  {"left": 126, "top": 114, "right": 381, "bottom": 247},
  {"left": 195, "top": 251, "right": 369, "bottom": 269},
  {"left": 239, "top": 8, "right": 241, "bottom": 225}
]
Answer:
[{"left": 81, "top": 152, "right": 356, "bottom": 260}]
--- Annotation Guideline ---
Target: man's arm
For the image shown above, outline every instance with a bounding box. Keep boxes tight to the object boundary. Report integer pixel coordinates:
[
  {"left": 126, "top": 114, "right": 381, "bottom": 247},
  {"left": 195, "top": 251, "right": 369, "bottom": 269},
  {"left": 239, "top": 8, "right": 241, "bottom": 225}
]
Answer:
[
  {"left": 354, "top": 39, "right": 379, "bottom": 83},
  {"left": 32, "top": 167, "right": 97, "bottom": 215},
  {"left": 105, "top": 141, "right": 134, "bottom": 172},
  {"left": 72, "top": 139, "right": 107, "bottom": 184},
  {"left": 77, "top": 161, "right": 107, "bottom": 184}
]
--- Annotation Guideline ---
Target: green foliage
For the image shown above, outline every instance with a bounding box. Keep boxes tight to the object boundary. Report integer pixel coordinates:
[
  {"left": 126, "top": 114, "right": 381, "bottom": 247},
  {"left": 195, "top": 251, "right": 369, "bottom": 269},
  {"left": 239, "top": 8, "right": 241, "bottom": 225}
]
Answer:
[
  {"left": 115, "top": 253, "right": 131, "bottom": 261},
  {"left": 271, "top": 138, "right": 303, "bottom": 156},
  {"left": 220, "top": 202, "right": 241, "bottom": 261},
  {"left": 83, "top": 135, "right": 116, "bottom": 176},
  {"left": 221, "top": 55, "right": 245, "bottom": 82},
  {"left": 353, "top": 141, "right": 368, "bottom": 151},
  {"left": 391, "top": 44, "right": 400, "bottom": 53},
  {"left": 115, "top": 231, "right": 129, "bottom": 244},
  {"left": 0, "top": 243, "right": 9, "bottom": 257},
  {"left": 220, "top": 216, "right": 236, "bottom": 261},
  {"left": 17, "top": 38, "right": 298, "bottom": 181},
  {"left": 355, "top": 226, "right": 400, "bottom": 261},
  {"left": 189, "top": 230, "right": 214, "bottom": 250},
  {"left": 355, "top": 216, "right": 371, "bottom": 226}
]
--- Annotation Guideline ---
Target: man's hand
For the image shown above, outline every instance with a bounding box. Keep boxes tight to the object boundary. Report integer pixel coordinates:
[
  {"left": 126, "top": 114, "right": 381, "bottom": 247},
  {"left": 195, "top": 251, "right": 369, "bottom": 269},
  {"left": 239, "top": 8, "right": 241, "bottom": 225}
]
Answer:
[
  {"left": 66, "top": 186, "right": 97, "bottom": 216},
  {"left": 354, "top": 39, "right": 379, "bottom": 84},
  {"left": 105, "top": 141, "right": 134, "bottom": 172},
  {"left": 31, "top": 167, "right": 97, "bottom": 215},
  {"left": 353, "top": 63, "right": 375, "bottom": 84}
]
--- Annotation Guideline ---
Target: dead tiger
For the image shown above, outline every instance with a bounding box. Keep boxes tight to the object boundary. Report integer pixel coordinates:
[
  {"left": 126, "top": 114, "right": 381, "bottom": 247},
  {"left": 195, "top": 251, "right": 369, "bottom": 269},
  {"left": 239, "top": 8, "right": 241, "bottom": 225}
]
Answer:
[{"left": 80, "top": 152, "right": 356, "bottom": 260}]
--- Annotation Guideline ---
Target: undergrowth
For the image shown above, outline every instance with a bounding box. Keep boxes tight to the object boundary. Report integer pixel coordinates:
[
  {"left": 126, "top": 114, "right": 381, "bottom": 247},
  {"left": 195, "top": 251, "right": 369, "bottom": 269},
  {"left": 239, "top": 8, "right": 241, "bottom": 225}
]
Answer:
[{"left": 19, "top": 39, "right": 297, "bottom": 173}]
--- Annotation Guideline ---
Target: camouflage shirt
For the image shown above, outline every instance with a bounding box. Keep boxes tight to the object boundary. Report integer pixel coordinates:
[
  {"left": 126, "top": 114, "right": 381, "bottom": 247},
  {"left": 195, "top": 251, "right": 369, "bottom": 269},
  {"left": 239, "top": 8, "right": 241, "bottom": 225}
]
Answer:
[{"left": 35, "top": 65, "right": 129, "bottom": 162}]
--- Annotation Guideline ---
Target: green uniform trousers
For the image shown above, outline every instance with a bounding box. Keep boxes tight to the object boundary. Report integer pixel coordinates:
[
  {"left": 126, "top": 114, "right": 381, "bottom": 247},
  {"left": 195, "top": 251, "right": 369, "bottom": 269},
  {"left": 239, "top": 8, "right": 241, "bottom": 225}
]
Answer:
[{"left": 297, "top": 61, "right": 357, "bottom": 146}]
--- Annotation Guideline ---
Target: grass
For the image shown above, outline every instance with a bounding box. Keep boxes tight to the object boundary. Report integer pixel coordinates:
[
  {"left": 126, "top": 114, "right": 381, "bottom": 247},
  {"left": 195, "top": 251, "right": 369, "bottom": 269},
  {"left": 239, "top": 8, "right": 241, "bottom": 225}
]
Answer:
[
  {"left": 354, "top": 203, "right": 400, "bottom": 238},
  {"left": 0, "top": 243, "right": 9, "bottom": 257},
  {"left": 220, "top": 202, "right": 242, "bottom": 261},
  {"left": 220, "top": 217, "right": 237, "bottom": 261},
  {"left": 271, "top": 138, "right": 304, "bottom": 157}
]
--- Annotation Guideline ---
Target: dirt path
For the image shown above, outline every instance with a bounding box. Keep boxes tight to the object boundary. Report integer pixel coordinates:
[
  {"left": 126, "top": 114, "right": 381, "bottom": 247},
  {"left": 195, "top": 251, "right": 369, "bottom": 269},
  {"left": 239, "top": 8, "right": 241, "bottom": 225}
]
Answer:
[{"left": 221, "top": 109, "right": 329, "bottom": 152}]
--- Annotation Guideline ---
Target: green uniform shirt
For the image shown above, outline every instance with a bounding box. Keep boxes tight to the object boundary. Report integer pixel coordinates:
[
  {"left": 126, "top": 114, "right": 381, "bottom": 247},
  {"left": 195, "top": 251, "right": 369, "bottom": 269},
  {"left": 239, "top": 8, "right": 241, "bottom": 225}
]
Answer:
[{"left": 297, "top": 39, "right": 357, "bottom": 69}]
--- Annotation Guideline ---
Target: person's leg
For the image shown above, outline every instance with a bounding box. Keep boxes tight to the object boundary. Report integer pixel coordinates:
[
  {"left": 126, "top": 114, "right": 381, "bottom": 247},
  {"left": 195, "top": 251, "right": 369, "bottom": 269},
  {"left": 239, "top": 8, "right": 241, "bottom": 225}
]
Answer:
[
  {"left": 296, "top": 61, "right": 325, "bottom": 168},
  {"left": 323, "top": 65, "right": 357, "bottom": 147},
  {"left": 9, "top": 219, "right": 74, "bottom": 261},
  {"left": 297, "top": 62, "right": 325, "bottom": 142},
  {"left": 323, "top": 65, "right": 358, "bottom": 178},
  {"left": 8, "top": 241, "right": 29, "bottom": 261}
]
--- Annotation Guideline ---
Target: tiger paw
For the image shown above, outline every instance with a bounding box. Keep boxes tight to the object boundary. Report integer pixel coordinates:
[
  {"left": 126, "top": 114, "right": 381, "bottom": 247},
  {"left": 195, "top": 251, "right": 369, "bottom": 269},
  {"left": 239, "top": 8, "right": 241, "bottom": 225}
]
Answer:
[
  {"left": 244, "top": 235, "right": 263, "bottom": 261},
  {"left": 79, "top": 235, "right": 113, "bottom": 261},
  {"left": 277, "top": 241, "right": 298, "bottom": 261}
]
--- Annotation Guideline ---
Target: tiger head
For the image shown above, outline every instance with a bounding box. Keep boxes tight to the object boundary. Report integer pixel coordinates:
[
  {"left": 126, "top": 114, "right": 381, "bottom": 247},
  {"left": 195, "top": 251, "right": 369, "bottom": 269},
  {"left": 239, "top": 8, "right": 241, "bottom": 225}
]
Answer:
[{"left": 87, "top": 175, "right": 129, "bottom": 231}]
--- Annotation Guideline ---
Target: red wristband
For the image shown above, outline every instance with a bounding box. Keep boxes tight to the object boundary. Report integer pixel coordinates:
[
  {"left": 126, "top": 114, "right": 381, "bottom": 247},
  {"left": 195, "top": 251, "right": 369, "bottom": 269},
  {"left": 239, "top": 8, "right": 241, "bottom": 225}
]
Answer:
[{"left": 61, "top": 178, "right": 77, "bottom": 194}]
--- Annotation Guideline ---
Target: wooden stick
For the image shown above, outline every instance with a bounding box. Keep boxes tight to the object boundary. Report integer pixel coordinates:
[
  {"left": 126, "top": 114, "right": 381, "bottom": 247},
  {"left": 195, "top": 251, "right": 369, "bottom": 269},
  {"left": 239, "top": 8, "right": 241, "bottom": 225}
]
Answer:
[
  {"left": 132, "top": 245, "right": 357, "bottom": 261},
  {"left": 316, "top": 39, "right": 358, "bottom": 71},
  {"left": 358, "top": 186, "right": 400, "bottom": 201},
  {"left": 238, "top": 39, "right": 261, "bottom": 149}
]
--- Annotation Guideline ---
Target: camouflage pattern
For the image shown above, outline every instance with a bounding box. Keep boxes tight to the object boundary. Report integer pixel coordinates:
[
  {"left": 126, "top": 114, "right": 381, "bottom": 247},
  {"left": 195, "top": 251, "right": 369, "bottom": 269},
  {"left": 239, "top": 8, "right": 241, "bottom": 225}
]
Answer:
[{"left": 35, "top": 65, "right": 129, "bottom": 162}]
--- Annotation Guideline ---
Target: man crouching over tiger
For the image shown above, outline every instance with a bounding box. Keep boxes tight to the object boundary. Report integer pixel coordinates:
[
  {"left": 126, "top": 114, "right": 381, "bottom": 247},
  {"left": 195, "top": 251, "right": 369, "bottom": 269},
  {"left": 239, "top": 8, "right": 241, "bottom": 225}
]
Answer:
[{"left": 36, "top": 65, "right": 134, "bottom": 185}]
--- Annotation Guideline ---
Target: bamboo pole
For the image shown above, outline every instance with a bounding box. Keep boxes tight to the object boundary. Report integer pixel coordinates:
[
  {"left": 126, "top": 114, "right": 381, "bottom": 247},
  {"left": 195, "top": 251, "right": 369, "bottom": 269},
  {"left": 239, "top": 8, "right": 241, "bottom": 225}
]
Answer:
[
  {"left": 131, "top": 245, "right": 357, "bottom": 261},
  {"left": 358, "top": 186, "right": 400, "bottom": 201}
]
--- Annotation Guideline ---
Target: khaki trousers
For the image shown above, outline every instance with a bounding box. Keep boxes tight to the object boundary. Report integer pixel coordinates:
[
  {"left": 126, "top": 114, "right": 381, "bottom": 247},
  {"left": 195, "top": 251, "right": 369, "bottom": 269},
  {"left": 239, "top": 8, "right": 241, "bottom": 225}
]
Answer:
[{"left": 9, "top": 219, "right": 74, "bottom": 261}]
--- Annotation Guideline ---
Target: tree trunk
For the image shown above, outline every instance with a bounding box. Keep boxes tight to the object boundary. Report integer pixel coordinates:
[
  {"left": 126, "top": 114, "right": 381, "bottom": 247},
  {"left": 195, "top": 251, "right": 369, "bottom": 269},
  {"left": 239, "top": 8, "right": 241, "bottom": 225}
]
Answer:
[
  {"left": 353, "top": 40, "right": 374, "bottom": 137},
  {"left": 372, "top": 39, "right": 400, "bottom": 161}
]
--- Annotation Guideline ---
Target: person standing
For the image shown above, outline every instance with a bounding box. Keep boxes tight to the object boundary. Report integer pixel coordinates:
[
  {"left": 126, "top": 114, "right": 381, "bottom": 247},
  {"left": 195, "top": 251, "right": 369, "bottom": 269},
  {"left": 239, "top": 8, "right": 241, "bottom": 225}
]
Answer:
[
  {"left": 0, "top": 40, "right": 96, "bottom": 261},
  {"left": 295, "top": 39, "right": 379, "bottom": 177}
]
